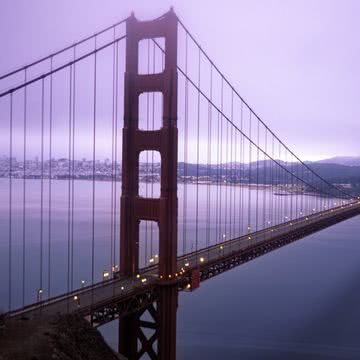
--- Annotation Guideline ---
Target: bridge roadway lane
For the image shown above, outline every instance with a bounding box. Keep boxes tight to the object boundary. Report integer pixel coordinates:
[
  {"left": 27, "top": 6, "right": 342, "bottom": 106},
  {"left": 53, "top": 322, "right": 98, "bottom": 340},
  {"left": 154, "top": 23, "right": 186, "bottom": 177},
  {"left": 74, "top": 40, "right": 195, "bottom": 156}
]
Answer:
[
  {"left": 182, "top": 200, "right": 360, "bottom": 275},
  {"left": 7, "top": 201, "right": 360, "bottom": 321}
]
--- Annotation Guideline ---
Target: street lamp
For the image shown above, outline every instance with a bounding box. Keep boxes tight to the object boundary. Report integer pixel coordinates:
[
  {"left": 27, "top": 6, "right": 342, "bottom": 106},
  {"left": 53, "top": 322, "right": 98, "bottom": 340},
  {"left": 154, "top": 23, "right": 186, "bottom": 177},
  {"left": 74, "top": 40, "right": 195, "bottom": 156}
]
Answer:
[
  {"left": 103, "top": 270, "right": 110, "bottom": 281},
  {"left": 37, "top": 289, "right": 43, "bottom": 302},
  {"left": 73, "top": 295, "right": 80, "bottom": 307}
]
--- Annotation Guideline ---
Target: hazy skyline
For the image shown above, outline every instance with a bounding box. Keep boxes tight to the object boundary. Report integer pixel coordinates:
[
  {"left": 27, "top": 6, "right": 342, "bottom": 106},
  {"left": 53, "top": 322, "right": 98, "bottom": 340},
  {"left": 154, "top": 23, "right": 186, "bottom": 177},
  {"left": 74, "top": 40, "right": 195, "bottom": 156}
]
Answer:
[{"left": 0, "top": 0, "right": 359, "bottom": 161}]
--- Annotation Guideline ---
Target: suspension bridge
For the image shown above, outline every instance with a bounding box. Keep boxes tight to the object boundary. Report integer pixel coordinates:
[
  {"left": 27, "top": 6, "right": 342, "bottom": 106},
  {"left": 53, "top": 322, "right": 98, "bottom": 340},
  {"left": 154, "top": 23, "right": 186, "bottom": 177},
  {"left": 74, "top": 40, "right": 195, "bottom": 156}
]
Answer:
[{"left": 0, "top": 9, "right": 359, "bottom": 359}]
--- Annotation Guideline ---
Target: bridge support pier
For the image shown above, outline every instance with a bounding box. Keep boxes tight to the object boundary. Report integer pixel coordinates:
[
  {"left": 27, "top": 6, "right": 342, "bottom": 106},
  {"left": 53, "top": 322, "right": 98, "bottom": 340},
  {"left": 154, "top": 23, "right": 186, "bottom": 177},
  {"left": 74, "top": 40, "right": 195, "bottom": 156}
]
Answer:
[{"left": 118, "top": 285, "right": 178, "bottom": 360}]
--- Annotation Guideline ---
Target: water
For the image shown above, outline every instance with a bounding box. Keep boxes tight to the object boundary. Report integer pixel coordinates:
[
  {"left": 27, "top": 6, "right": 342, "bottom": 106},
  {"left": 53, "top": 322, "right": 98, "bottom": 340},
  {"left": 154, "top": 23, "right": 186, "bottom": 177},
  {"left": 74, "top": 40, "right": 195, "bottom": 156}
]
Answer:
[
  {"left": 0, "top": 178, "right": 358, "bottom": 358},
  {"left": 100, "top": 215, "right": 360, "bottom": 359},
  {"left": 176, "top": 215, "right": 360, "bottom": 359}
]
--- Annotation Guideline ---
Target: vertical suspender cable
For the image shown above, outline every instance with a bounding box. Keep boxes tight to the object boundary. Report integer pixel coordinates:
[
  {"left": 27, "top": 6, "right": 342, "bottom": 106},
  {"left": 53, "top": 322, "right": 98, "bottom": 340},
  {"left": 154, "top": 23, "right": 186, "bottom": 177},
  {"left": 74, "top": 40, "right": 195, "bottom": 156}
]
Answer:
[
  {"left": 183, "top": 33, "right": 188, "bottom": 255},
  {"left": 67, "top": 65, "right": 73, "bottom": 309},
  {"left": 301, "top": 161, "right": 304, "bottom": 216},
  {"left": 40, "top": 78, "right": 45, "bottom": 295},
  {"left": 271, "top": 135, "right": 274, "bottom": 227},
  {"left": 71, "top": 47, "right": 76, "bottom": 291},
  {"left": 230, "top": 92, "right": 234, "bottom": 238},
  {"left": 151, "top": 41, "right": 156, "bottom": 258},
  {"left": 216, "top": 110, "right": 220, "bottom": 243},
  {"left": 225, "top": 111, "right": 228, "bottom": 238},
  {"left": 248, "top": 112, "right": 252, "bottom": 238},
  {"left": 216, "top": 111, "right": 220, "bottom": 242},
  {"left": 256, "top": 120, "right": 259, "bottom": 232},
  {"left": 289, "top": 153, "right": 292, "bottom": 219},
  {"left": 286, "top": 151, "right": 289, "bottom": 219},
  {"left": 8, "top": 93, "right": 13, "bottom": 311},
  {"left": 110, "top": 27, "right": 117, "bottom": 296},
  {"left": 48, "top": 57, "right": 53, "bottom": 299},
  {"left": 278, "top": 143, "right": 281, "bottom": 225},
  {"left": 263, "top": 128, "right": 267, "bottom": 233},
  {"left": 219, "top": 79, "right": 223, "bottom": 242},
  {"left": 206, "top": 65, "right": 212, "bottom": 248},
  {"left": 195, "top": 48, "right": 201, "bottom": 255},
  {"left": 110, "top": 27, "right": 116, "bottom": 274},
  {"left": 110, "top": 37, "right": 115, "bottom": 274},
  {"left": 91, "top": 38, "right": 97, "bottom": 306},
  {"left": 232, "top": 92, "right": 237, "bottom": 238},
  {"left": 144, "top": 39, "right": 150, "bottom": 267},
  {"left": 114, "top": 41, "right": 119, "bottom": 269},
  {"left": 295, "top": 158, "right": 299, "bottom": 219},
  {"left": 22, "top": 69, "right": 27, "bottom": 307},
  {"left": 240, "top": 101, "right": 244, "bottom": 236},
  {"left": 230, "top": 124, "right": 234, "bottom": 238}
]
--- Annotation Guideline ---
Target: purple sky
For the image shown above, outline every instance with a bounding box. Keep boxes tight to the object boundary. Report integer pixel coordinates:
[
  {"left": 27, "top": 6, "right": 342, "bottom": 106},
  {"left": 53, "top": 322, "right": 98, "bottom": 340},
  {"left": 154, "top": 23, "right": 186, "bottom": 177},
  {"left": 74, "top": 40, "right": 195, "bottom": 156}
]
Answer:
[{"left": 0, "top": 0, "right": 359, "bottom": 161}]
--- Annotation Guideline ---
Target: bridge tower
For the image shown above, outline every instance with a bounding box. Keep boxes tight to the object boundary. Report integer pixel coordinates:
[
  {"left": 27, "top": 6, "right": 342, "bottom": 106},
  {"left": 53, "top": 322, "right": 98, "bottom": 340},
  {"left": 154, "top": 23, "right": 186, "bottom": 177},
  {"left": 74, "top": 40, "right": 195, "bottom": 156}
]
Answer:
[
  {"left": 120, "top": 10, "right": 178, "bottom": 280},
  {"left": 119, "top": 9, "right": 178, "bottom": 360},
  {"left": 119, "top": 9, "right": 178, "bottom": 359}
]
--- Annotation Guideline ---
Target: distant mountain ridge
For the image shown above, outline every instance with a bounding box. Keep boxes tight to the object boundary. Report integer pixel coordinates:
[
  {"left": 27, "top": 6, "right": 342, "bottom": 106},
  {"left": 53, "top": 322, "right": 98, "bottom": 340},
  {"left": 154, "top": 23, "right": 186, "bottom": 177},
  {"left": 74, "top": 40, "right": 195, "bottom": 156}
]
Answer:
[{"left": 314, "top": 156, "right": 360, "bottom": 167}]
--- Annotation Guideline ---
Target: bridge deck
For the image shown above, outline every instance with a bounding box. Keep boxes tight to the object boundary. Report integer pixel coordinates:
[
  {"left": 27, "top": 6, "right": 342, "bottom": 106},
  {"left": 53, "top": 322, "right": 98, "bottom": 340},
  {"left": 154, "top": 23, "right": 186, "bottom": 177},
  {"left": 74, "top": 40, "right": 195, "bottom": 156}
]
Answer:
[{"left": 7, "top": 201, "right": 360, "bottom": 324}]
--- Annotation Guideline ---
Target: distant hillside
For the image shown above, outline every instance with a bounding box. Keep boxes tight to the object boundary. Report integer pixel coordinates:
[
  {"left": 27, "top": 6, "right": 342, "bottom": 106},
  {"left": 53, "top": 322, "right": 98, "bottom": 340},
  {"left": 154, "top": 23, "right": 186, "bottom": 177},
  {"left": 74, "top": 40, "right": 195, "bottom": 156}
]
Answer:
[
  {"left": 177, "top": 160, "right": 360, "bottom": 196},
  {"left": 306, "top": 162, "right": 360, "bottom": 183},
  {"left": 178, "top": 161, "right": 360, "bottom": 181},
  {"left": 315, "top": 156, "right": 360, "bottom": 167}
]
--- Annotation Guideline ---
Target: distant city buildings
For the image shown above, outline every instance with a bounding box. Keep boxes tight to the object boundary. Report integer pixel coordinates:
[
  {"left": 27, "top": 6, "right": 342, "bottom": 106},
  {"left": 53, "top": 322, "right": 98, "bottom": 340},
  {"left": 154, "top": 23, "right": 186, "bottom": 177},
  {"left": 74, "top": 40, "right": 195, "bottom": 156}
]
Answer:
[
  {"left": 0, "top": 156, "right": 122, "bottom": 181},
  {"left": 0, "top": 156, "right": 357, "bottom": 195},
  {"left": 0, "top": 156, "right": 161, "bottom": 182}
]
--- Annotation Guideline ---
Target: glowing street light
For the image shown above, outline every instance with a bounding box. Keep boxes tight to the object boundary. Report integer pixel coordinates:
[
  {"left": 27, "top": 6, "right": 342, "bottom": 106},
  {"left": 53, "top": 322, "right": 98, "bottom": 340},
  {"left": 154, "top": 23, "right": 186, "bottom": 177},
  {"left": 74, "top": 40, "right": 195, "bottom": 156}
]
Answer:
[
  {"left": 37, "top": 289, "right": 43, "bottom": 302},
  {"left": 103, "top": 270, "right": 110, "bottom": 281},
  {"left": 73, "top": 295, "right": 80, "bottom": 307}
]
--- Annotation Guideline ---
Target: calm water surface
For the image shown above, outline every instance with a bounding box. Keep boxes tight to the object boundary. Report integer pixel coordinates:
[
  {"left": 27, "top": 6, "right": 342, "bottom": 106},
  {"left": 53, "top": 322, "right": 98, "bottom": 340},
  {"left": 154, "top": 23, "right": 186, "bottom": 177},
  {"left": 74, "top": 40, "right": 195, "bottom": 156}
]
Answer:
[
  {"left": 100, "top": 216, "right": 360, "bottom": 360},
  {"left": 0, "top": 179, "right": 358, "bottom": 359},
  {"left": 175, "top": 215, "right": 360, "bottom": 359}
]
